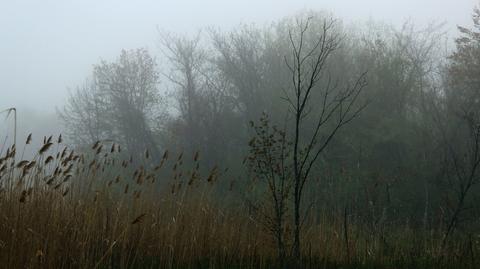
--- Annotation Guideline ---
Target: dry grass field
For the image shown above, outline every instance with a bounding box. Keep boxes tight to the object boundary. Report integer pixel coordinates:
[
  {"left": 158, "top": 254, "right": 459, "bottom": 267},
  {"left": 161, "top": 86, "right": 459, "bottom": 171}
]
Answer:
[{"left": 0, "top": 135, "right": 475, "bottom": 268}]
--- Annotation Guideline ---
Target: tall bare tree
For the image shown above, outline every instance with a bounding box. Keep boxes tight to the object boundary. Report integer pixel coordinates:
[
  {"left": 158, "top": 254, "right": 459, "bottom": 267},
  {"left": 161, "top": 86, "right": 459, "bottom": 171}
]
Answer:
[
  {"left": 159, "top": 31, "right": 242, "bottom": 166},
  {"left": 158, "top": 32, "right": 206, "bottom": 154},
  {"left": 283, "top": 17, "right": 367, "bottom": 261}
]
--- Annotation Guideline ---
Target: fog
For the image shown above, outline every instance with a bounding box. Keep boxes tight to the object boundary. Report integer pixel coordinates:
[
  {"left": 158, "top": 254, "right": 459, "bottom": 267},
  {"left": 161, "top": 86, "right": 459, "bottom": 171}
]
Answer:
[
  {"left": 0, "top": 0, "right": 475, "bottom": 112},
  {"left": 4, "top": 1, "right": 480, "bottom": 267},
  {"left": 0, "top": 0, "right": 475, "bottom": 157}
]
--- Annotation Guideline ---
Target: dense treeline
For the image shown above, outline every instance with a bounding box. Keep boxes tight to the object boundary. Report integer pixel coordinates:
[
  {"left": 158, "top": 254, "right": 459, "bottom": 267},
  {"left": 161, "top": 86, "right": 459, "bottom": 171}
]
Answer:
[{"left": 2, "top": 7, "right": 480, "bottom": 269}]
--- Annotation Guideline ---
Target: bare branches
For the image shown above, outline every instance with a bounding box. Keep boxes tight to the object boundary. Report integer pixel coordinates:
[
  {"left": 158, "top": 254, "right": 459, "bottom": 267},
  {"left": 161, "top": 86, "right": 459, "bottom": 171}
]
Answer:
[
  {"left": 430, "top": 86, "right": 480, "bottom": 251},
  {"left": 283, "top": 16, "right": 367, "bottom": 262},
  {"left": 60, "top": 49, "right": 161, "bottom": 160},
  {"left": 246, "top": 113, "right": 293, "bottom": 266}
]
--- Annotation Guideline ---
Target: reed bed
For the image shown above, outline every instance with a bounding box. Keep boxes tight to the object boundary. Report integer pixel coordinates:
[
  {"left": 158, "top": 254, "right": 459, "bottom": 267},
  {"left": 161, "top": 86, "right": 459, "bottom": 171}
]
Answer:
[{"left": 0, "top": 135, "right": 475, "bottom": 268}]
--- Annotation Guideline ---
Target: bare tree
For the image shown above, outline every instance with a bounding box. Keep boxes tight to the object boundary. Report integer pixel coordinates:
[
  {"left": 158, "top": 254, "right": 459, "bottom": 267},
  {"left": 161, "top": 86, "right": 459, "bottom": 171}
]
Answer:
[
  {"left": 283, "top": 18, "right": 367, "bottom": 261},
  {"left": 158, "top": 31, "right": 207, "bottom": 154},
  {"left": 210, "top": 26, "right": 269, "bottom": 125},
  {"left": 60, "top": 49, "right": 162, "bottom": 160},
  {"left": 431, "top": 8, "right": 480, "bottom": 251},
  {"left": 59, "top": 80, "right": 110, "bottom": 146},
  {"left": 95, "top": 48, "right": 161, "bottom": 160},
  {"left": 158, "top": 31, "right": 242, "bottom": 166},
  {"left": 246, "top": 113, "right": 293, "bottom": 267}
]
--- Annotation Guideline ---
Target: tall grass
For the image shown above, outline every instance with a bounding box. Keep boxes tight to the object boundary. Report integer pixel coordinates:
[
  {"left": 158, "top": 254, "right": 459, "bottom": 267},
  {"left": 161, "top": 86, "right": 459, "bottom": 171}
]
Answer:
[{"left": 0, "top": 135, "right": 476, "bottom": 268}]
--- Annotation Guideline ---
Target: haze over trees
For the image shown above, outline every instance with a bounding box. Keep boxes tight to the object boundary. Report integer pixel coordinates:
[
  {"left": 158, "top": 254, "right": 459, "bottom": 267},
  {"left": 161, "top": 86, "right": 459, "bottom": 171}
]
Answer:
[{"left": 1, "top": 5, "right": 480, "bottom": 269}]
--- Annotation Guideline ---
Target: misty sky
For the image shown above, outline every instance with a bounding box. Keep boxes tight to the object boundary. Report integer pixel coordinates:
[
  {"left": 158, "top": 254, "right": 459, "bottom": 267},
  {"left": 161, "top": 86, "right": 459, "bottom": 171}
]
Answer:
[{"left": 0, "top": 0, "right": 477, "bottom": 113}]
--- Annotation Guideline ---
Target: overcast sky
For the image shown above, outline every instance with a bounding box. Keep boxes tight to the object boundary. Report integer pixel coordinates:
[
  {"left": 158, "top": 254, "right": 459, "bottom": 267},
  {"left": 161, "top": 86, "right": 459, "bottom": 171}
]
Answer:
[{"left": 0, "top": 0, "right": 477, "bottom": 113}]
